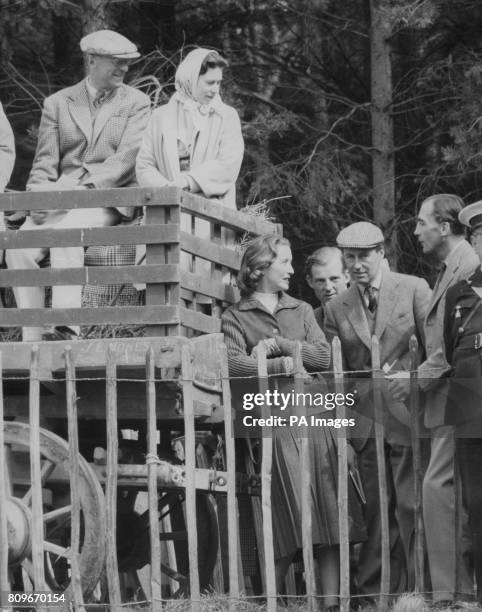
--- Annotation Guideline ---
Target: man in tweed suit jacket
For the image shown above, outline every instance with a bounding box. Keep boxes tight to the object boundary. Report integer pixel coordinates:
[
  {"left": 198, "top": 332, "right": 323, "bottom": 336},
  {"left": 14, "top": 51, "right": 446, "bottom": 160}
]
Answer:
[
  {"left": 325, "top": 222, "right": 431, "bottom": 599},
  {"left": 6, "top": 30, "right": 150, "bottom": 341}
]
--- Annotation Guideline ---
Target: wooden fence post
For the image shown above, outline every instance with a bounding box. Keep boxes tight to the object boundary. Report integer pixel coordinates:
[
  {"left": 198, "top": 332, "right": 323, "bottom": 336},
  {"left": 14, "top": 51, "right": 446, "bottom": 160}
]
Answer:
[
  {"left": 409, "top": 336, "right": 425, "bottom": 593},
  {"left": 219, "top": 344, "right": 240, "bottom": 609},
  {"left": 257, "top": 345, "right": 277, "bottom": 612},
  {"left": 181, "top": 344, "right": 200, "bottom": 612},
  {"left": 332, "top": 337, "right": 350, "bottom": 612},
  {"left": 65, "top": 347, "right": 85, "bottom": 611},
  {"left": 29, "top": 345, "right": 46, "bottom": 600},
  {"left": 0, "top": 350, "right": 11, "bottom": 607},
  {"left": 146, "top": 346, "right": 163, "bottom": 611},
  {"left": 105, "top": 345, "right": 122, "bottom": 606},
  {"left": 371, "top": 336, "right": 390, "bottom": 611},
  {"left": 295, "top": 343, "right": 315, "bottom": 611}
]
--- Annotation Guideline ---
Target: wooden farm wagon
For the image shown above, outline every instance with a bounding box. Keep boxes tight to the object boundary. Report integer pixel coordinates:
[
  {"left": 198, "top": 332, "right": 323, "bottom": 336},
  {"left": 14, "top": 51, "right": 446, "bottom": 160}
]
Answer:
[{"left": 0, "top": 187, "right": 280, "bottom": 610}]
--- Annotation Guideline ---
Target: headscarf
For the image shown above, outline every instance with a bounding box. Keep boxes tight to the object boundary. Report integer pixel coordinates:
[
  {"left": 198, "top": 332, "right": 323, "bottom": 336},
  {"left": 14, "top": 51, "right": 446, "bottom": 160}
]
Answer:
[{"left": 172, "top": 48, "right": 223, "bottom": 115}]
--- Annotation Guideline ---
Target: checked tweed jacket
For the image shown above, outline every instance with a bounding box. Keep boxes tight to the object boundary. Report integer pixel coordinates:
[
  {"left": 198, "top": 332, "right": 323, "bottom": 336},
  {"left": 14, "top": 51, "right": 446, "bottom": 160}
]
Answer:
[{"left": 28, "top": 79, "right": 150, "bottom": 192}]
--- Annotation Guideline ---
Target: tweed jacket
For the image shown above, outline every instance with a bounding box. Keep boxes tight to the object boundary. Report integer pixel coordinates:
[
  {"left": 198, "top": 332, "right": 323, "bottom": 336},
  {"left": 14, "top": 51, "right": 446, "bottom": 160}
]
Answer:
[
  {"left": 324, "top": 269, "right": 432, "bottom": 447},
  {"left": 136, "top": 97, "right": 244, "bottom": 208},
  {"left": 221, "top": 292, "right": 330, "bottom": 378},
  {"left": 418, "top": 239, "right": 479, "bottom": 428},
  {"left": 28, "top": 79, "right": 150, "bottom": 192},
  {"left": 0, "top": 102, "right": 15, "bottom": 192}
]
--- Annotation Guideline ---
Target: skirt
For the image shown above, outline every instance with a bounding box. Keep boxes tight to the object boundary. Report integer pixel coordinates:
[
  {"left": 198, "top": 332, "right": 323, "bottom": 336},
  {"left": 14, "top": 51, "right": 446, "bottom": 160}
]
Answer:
[{"left": 271, "top": 424, "right": 366, "bottom": 560}]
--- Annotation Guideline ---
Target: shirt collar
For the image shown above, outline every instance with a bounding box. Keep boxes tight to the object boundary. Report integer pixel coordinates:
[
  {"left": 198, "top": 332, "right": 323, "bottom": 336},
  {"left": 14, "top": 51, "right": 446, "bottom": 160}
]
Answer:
[
  {"left": 443, "top": 239, "right": 465, "bottom": 267},
  {"left": 85, "top": 78, "right": 98, "bottom": 100},
  {"left": 356, "top": 264, "right": 383, "bottom": 298},
  {"left": 238, "top": 291, "right": 300, "bottom": 311}
]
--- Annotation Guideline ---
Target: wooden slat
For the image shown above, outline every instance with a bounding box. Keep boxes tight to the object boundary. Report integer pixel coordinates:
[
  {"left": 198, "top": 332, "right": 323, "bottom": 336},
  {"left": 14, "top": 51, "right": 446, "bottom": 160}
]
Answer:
[
  {"left": 180, "top": 191, "right": 281, "bottom": 237},
  {"left": 0, "top": 224, "right": 179, "bottom": 250},
  {"left": 29, "top": 345, "right": 46, "bottom": 593},
  {"left": 181, "top": 233, "right": 240, "bottom": 270},
  {"left": 64, "top": 347, "right": 85, "bottom": 610},
  {"left": 0, "top": 186, "right": 181, "bottom": 212},
  {"left": 219, "top": 344, "right": 239, "bottom": 608},
  {"left": 333, "top": 337, "right": 350, "bottom": 612},
  {"left": 105, "top": 345, "right": 122, "bottom": 606},
  {"left": 371, "top": 336, "right": 390, "bottom": 611},
  {"left": 181, "top": 344, "right": 200, "bottom": 611},
  {"left": 1, "top": 337, "right": 188, "bottom": 372},
  {"left": 0, "top": 305, "right": 179, "bottom": 327},
  {"left": 145, "top": 196, "right": 174, "bottom": 337},
  {"left": 0, "top": 351, "right": 10, "bottom": 599},
  {"left": 257, "top": 344, "right": 276, "bottom": 612},
  {"left": 146, "top": 347, "right": 163, "bottom": 611},
  {"left": 181, "top": 271, "right": 239, "bottom": 303},
  {"left": 4, "top": 395, "right": 219, "bottom": 422},
  {"left": 0, "top": 264, "right": 179, "bottom": 287},
  {"left": 180, "top": 307, "right": 222, "bottom": 334},
  {"left": 296, "top": 343, "right": 314, "bottom": 611},
  {"left": 409, "top": 335, "right": 425, "bottom": 592}
]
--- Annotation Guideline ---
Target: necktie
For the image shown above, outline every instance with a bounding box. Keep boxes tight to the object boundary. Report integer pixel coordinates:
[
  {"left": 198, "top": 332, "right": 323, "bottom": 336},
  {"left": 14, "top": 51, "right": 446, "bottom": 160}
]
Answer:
[
  {"left": 365, "top": 285, "right": 377, "bottom": 313},
  {"left": 433, "top": 262, "right": 447, "bottom": 293}
]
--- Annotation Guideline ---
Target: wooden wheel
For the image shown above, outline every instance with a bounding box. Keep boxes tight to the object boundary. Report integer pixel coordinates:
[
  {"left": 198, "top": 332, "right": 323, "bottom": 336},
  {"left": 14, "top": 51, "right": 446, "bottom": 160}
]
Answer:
[{"left": 4, "top": 421, "right": 106, "bottom": 599}]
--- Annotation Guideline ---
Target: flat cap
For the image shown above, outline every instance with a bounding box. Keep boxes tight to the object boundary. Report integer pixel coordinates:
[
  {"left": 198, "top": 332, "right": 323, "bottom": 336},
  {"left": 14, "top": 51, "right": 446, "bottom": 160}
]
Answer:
[
  {"left": 459, "top": 201, "right": 482, "bottom": 232},
  {"left": 80, "top": 30, "right": 140, "bottom": 59},
  {"left": 337, "top": 222, "right": 384, "bottom": 249}
]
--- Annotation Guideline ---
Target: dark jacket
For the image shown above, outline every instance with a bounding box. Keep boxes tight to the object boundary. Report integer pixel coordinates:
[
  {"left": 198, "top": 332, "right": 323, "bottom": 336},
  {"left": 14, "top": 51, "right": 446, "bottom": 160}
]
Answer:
[{"left": 444, "top": 268, "right": 482, "bottom": 427}]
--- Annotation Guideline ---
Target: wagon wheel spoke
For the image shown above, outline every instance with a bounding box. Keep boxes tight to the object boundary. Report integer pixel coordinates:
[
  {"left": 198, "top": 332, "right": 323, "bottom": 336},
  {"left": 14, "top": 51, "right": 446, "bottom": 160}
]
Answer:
[
  {"left": 20, "top": 559, "right": 53, "bottom": 592},
  {"left": 43, "top": 541, "right": 71, "bottom": 560},
  {"left": 43, "top": 505, "right": 72, "bottom": 524},
  {"left": 4, "top": 444, "right": 13, "bottom": 495},
  {"left": 22, "top": 459, "right": 56, "bottom": 505}
]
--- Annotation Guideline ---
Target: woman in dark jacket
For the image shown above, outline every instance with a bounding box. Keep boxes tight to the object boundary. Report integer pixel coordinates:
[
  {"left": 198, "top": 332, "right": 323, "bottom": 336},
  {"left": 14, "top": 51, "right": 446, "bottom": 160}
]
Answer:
[{"left": 222, "top": 234, "right": 364, "bottom": 610}]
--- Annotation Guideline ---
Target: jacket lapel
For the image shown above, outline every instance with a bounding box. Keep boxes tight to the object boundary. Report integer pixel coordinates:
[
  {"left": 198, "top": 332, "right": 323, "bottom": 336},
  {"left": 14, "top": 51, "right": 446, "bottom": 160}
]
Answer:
[
  {"left": 161, "top": 98, "right": 181, "bottom": 180},
  {"left": 426, "top": 244, "right": 465, "bottom": 319},
  {"left": 92, "top": 85, "right": 125, "bottom": 145},
  {"left": 343, "top": 286, "right": 371, "bottom": 350},
  {"left": 374, "top": 270, "right": 398, "bottom": 339},
  {"left": 67, "top": 81, "right": 92, "bottom": 142}
]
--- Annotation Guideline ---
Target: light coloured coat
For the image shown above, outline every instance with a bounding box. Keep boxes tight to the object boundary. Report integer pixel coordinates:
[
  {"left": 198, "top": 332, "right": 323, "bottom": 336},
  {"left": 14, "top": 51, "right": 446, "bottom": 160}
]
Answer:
[
  {"left": 136, "top": 97, "right": 244, "bottom": 208},
  {"left": 0, "top": 102, "right": 15, "bottom": 192},
  {"left": 418, "top": 238, "right": 479, "bottom": 428}
]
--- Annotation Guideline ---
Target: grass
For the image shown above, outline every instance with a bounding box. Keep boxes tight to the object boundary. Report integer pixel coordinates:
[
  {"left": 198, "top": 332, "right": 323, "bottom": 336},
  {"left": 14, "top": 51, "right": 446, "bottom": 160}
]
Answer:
[{"left": 81, "top": 593, "right": 482, "bottom": 611}]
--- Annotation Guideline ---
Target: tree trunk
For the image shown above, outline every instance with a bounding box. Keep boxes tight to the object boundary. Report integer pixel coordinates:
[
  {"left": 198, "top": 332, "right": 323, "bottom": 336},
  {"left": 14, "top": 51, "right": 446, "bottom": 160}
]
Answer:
[
  {"left": 370, "top": 0, "right": 396, "bottom": 265},
  {"left": 81, "top": 0, "right": 111, "bottom": 34}
]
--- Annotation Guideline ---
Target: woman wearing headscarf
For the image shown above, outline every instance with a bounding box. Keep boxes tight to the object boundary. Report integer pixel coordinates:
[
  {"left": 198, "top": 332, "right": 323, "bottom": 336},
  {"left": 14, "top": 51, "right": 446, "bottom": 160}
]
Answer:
[{"left": 136, "top": 48, "right": 243, "bottom": 262}]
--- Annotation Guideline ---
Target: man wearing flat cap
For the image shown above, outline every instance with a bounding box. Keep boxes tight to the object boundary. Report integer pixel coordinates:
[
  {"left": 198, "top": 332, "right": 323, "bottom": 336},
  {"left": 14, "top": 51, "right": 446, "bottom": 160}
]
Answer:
[
  {"left": 324, "top": 221, "right": 431, "bottom": 599},
  {"left": 442, "top": 201, "right": 482, "bottom": 604},
  {"left": 6, "top": 30, "right": 150, "bottom": 341}
]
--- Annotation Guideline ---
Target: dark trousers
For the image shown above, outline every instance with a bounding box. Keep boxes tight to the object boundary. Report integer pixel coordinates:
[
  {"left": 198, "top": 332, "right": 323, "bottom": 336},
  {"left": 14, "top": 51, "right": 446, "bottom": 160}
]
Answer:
[
  {"left": 457, "top": 435, "right": 482, "bottom": 602},
  {"left": 356, "top": 438, "right": 419, "bottom": 596}
]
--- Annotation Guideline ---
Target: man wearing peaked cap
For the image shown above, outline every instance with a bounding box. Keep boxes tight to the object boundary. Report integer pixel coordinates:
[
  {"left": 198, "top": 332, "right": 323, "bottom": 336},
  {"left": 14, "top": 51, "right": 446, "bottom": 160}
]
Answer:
[
  {"left": 325, "top": 221, "right": 431, "bottom": 598},
  {"left": 443, "top": 200, "right": 482, "bottom": 603},
  {"left": 5, "top": 29, "right": 150, "bottom": 342}
]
